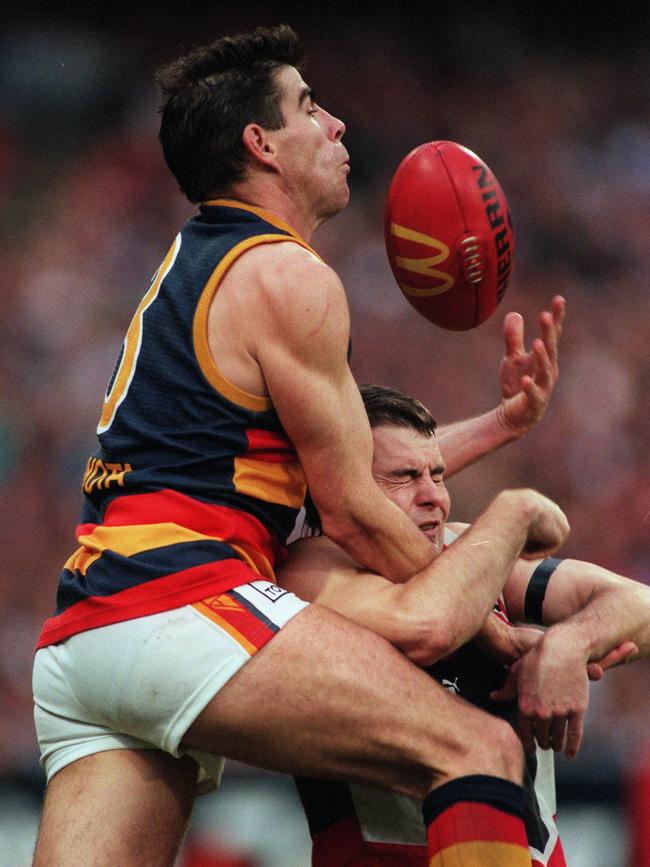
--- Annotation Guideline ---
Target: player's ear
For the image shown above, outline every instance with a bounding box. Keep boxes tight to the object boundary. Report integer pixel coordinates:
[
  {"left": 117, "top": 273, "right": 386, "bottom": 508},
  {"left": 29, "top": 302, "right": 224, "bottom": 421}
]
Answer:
[{"left": 242, "top": 123, "right": 278, "bottom": 168}]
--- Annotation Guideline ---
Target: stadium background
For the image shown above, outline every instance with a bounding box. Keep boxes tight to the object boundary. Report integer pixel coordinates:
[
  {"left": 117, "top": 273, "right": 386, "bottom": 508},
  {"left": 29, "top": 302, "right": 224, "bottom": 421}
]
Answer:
[{"left": 1, "top": 1, "right": 649, "bottom": 863}]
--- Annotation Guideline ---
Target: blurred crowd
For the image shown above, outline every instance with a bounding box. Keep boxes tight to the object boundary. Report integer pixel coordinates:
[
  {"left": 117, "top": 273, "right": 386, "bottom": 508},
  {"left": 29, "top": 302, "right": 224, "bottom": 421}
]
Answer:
[{"left": 0, "top": 1, "right": 648, "bottom": 853}]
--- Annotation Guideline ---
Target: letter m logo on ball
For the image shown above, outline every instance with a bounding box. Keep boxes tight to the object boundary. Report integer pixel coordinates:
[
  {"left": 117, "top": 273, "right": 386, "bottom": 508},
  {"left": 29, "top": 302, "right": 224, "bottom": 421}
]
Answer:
[{"left": 389, "top": 223, "right": 454, "bottom": 297}]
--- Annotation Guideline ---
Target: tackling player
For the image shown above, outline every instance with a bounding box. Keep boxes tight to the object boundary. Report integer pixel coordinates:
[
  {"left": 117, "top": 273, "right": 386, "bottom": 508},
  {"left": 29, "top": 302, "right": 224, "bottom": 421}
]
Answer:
[{"left": 279, "top": 384, "right": 648, "bottom": 866}]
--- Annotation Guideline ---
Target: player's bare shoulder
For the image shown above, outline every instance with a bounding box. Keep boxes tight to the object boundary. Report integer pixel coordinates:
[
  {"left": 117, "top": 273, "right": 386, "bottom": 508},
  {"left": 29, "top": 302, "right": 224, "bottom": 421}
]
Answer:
[
  {"left": 228, "top": 240, "right": 350, "bottom": 358},
  {"left": 278, "top": 535, "right": 365, "bottom": 598},
  {"left": 223, "top": 241, "right": 343, "bottom": 307},
  {"left": 251, "top": 242, "right": 348, "bottom": 337},
  {"left": 207, "top": 238, "right": 350, "bottom": 396}
]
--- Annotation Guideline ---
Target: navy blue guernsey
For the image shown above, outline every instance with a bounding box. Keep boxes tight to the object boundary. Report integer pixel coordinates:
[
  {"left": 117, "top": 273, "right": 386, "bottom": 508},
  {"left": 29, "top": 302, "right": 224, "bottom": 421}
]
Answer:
[{"left": 39, "top": 200, "right": 314, "bottom": 647}]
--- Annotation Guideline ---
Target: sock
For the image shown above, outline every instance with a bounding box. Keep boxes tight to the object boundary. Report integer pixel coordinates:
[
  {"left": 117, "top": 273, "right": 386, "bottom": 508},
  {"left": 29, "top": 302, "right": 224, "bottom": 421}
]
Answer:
[{"left": 422, "top": 775, "right": 531, "bottom": 866}]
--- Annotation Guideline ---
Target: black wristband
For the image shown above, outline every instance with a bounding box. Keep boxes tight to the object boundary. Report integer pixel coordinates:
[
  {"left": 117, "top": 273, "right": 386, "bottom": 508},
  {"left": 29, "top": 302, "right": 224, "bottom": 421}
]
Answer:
[{"left": 524, "top": 558, "right": 563, "bottom": 625}]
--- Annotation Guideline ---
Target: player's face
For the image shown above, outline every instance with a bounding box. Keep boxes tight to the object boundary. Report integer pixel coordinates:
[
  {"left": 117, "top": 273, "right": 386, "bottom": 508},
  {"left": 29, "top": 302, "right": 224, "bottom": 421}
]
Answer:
[
  {"left": 270, "top": 65, "right": 350, "bottom": 222},
  {"left": 371, "top": 425, "right": 451, "bottom": 554}
]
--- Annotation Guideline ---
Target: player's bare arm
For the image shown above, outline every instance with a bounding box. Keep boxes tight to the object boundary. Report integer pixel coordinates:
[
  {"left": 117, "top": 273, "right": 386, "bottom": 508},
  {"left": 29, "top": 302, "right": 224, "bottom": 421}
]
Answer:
[
  {"left": 437, "top": 295, "right": 565, "bottom": 477},
  {"left": 493, "top": 557, "right": 650, "bottom": 757},
  {"left": 279, "top": 487, "right": 569, "bottom": 666},
  {"left": 209, "top": 241, "right": 435, "bottom": 580}
]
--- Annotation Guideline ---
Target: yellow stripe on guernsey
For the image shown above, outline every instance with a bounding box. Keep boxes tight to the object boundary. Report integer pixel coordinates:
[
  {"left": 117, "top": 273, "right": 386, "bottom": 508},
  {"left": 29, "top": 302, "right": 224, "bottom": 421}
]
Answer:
[
  {"left": 429, "top": 840, "right": 531, "bottom": 866},
  {"left": 64, "top": 524, "right": 227, "bottom": 576},
  {"left": 193, "top": 199, "right": 321, "bottom": 412},
  {"left": 98, "top": 236, "right": 182, "bottom": 434},
  {"left": 232, "top": 457, "right": 306, "bottom": 509},
  {"left": 64, "top": 525, "right": 276, "bottom": 582}
]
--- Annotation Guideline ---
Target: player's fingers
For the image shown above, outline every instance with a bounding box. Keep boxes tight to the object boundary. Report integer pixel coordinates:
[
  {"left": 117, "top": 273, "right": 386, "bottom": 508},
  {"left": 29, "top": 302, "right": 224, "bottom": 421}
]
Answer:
[
  {"left": 534, "top": 718, "right": 553, "bottom": 751},
  {"left": 551, "top": 295, "right": 566, "bottom": 334},
  {"left": 503, "top": 311, "right": 525, "bottom": 355},
  {"left": 521, "top": 375, "right": 544, "bottom": 413},
  {"left": 490, "top": 676, "right": 518, "bottom": 703},
  {"left": 530, "top": 339, "right": 552, "bottom": 386},
  {"left": 594, "top": 641, "right": 639, "bottom": 672},
  {"left": 538, "top": 310, "right": 557, "bottom": 360},
  {"left": 565, "top": 713, "right": 584, "bottom": 758},
  {"left": 610, "top": 640, "right": 639, "bottom": 667},
  {"left": 540, "top": 298, "right": 565, "bottom": 365},
  {"left": 587, "top": 663, "right": 605, "bottom": 681},
  {"left": 539, "top": 317, "right": 562, "bottom": 375},
  {"left": 550, "top": 717, "right": 567, "bottom": 753},
  {"left": 518, "top": 715, "right": 537, "bottom": 754}
]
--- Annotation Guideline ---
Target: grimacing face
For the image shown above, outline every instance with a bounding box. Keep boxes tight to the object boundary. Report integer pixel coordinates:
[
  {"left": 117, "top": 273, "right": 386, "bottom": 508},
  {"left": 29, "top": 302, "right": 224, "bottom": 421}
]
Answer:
[
  {"left": 371, "top": 424, "right": 451, "bottom": 554},
  {"left": 268, "top": 65, "right": 350, "bottom": 221}
]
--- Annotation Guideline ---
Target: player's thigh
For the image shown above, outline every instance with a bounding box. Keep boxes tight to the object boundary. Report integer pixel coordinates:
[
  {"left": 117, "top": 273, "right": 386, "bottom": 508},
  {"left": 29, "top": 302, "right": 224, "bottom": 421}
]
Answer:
[
  {"left": 33, "top": 749, "right": 197, "bottom": 867},
  {"left": 183, "top": 604, "right": 519, "bottom": 795}
]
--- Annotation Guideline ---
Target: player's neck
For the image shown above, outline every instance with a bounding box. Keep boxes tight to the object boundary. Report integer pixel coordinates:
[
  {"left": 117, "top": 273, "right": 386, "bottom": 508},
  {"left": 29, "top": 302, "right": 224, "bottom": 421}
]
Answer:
[{"left": 226, "top": 178, "right": 319, "bottom": 243}]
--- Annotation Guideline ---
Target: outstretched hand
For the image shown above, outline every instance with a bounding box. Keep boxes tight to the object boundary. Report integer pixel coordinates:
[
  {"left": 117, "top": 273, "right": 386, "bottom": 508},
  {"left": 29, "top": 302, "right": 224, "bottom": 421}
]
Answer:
[{"left": 496, "top": 296, "right": 565, "bottom": 436}]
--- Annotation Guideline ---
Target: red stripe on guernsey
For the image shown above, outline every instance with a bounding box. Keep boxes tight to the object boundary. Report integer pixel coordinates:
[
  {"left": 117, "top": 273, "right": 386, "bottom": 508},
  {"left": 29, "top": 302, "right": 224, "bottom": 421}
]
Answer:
[
  {"left": 83, "top": 489, "right": 287, "bottom": 565},
  {"left": 429, "top": 802, "right": 528, "bottom": 851},
  {"left": 36, "top": 558, "right": 255, "bottom": 649},
  {"left": 244, "top": 428, "right": 299, "bottom": 463}
]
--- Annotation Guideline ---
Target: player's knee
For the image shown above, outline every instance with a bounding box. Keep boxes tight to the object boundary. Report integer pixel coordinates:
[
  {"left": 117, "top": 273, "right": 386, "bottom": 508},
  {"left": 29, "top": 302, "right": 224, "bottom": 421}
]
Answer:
[
  {"left": 489, "top": 716, "right": 525, "bottom": 782},
  {"left": 450, "top": 715, "right": 524, "bottom": 785}
]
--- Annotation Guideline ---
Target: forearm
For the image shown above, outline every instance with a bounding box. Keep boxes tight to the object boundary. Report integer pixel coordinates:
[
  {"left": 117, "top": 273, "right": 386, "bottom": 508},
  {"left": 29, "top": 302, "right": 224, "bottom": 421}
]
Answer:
[
  {"left": 436, "top": 408, "right": 518, "bottom": 478},
  {"left": 296, "top": 502, "right": 538, "bottom": 667},
  {"left": 400, "top": 489, "right": 558, "bottom": 661},
  {"left": 542, "top": 578, "right": 650, "bottom": 664},
  {"left": 321, "top": 489, "right": 435, "bottom": 582}
]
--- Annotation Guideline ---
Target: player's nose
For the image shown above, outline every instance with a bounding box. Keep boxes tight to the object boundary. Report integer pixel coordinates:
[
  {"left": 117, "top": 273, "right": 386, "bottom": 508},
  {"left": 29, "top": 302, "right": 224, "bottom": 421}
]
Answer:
[
  {"left": 323, "top": 109, "right": 345, "bottom": 141},
  {"left": 415, "top": 477, "right": 441, "bottom": 506}
]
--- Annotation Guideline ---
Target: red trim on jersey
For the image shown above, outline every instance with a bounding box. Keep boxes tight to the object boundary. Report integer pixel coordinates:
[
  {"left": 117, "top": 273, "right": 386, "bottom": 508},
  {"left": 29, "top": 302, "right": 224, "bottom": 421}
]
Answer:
[
  {"left": 36, "top": 557, "right": 255, "bottom": 649},
  {"left": 244, "top": 428, "right": 300, "bottom": 463},
  {"left": 533, "top": 831, "right": 568, "bottom": 867},
  {"left": 312, "top": 816, "right": 426, "bottom": 867},
  {"left": 92, "top": 489, "right": 287, "bottom": 565}
]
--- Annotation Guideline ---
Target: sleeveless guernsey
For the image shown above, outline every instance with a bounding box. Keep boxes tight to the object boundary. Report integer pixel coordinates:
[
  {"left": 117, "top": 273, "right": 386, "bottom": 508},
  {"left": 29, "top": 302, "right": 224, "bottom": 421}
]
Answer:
[{"left": 38, "top": 201, "right": 313, "bottom": 648}]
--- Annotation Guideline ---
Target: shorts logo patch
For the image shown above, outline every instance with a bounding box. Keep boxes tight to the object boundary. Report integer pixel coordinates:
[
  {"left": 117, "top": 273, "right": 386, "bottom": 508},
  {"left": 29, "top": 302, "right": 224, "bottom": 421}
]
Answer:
[{"left": 251, "top": 582, "right": 288, "bottom": 602}]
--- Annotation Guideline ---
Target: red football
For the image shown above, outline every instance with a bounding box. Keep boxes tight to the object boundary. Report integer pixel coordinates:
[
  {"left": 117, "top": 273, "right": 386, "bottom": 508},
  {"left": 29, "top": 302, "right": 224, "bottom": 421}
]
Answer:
[{"left": 384, "top": 140, "right": 515, "bottom": 330}]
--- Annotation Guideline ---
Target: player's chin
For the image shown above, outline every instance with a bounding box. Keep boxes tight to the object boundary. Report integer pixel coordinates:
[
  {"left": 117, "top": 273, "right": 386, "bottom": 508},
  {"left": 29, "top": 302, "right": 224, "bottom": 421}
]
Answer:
[
  {"left": 422, "top": 527, "right": 444, "bottom": 550},
  {"left": 322, "top": 186, "right": 350, "bottom": 219}
]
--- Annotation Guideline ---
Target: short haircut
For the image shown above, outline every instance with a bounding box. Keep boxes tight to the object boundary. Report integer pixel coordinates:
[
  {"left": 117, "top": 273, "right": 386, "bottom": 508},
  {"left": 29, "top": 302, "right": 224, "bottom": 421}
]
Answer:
[
  {"left": 359, "top": 384, "right": 437, "bottom": 436},
  {"left": 156, "top": 24, "right": 303, "bottom": 203},
  {"left": 302, "top": 385, "right": 436, "bottom": 535}
]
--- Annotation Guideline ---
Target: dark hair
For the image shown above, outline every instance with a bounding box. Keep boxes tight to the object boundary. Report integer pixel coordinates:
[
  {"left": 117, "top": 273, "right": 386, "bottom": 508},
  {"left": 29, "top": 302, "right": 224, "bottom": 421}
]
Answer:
[
  {"left": 302, "top": 384, "right": 436, "bottom": 535},
  {"left": 156, "top": 24, "right": 303, "bottom": 203},
  {"left": 359, "top": 384, "right": 436, "bottom": 436}
]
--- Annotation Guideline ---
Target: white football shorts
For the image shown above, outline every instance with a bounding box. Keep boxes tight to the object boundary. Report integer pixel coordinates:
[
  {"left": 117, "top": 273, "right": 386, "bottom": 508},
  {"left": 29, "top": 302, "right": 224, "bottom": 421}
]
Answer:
[{"left": 33, "top": 580, "right": 308, "bottom": 789}]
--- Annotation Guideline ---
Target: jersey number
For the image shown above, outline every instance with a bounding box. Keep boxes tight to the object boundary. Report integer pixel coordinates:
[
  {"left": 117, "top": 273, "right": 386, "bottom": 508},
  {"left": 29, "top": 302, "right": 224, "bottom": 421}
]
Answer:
[{"left": 97, "top": 236, "right": 181, "bottom": 434}]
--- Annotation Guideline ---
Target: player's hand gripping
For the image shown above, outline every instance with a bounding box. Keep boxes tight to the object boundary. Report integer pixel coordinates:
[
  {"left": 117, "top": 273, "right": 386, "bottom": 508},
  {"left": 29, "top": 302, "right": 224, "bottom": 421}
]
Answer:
[
  {"left": 472, "top": 616, "right": 542, "bottom": 665},
  {"left": 496, "top": 488, "right": 570, "bottom": 560},
  {"left": 518, "top": 489, "right": 570, "bottom": 559},
  {"left": 496, "top": 296, "right": 565, "bottom": 436},
  {"left": 490, "top": 637, "right": 639, "bottom": 758}
]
